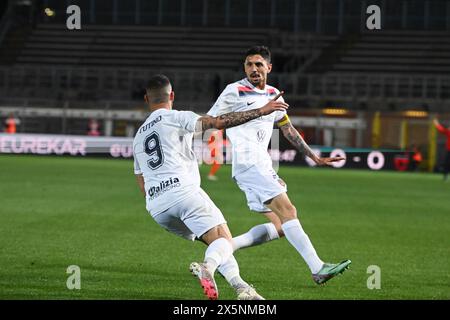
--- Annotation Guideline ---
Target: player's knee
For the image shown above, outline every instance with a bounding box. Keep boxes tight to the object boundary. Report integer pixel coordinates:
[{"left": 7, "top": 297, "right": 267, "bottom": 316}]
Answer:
[
  {"left": 284, "top": 204, "right": 297, "bottom": 220},
  {"left": 203, "top": 224, "right": 233, "bottom": 244}
]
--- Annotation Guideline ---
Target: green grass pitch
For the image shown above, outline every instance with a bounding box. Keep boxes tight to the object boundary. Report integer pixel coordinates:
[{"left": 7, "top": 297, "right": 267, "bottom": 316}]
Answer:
[{"left": 0, "top": 154, "right": 449, "bottom": 300}]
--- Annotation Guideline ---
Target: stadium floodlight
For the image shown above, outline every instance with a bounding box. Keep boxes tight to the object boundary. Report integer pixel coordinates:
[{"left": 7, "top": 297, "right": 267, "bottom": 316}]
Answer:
[
  {"left": 44, "top": 8, "right": 55, "bottom": 17},
  {"left": 403, "top": 110, "right": 428, "bottom": 118},
  {"left": 322, "top": 108, "right": 349, "bottom": 116}
]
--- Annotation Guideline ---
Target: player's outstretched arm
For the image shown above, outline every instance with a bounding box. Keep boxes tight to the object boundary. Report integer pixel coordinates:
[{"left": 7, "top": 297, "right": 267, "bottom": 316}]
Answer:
[
  {"left": 279, "top": 121, "right": 345, "bottom": 166},
  {"left": 197, "top": 92, "right": 288, "bottom": 132}
]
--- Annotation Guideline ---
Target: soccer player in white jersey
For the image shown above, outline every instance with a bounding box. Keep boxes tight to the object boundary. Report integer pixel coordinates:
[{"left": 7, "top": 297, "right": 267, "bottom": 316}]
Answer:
[
  {"left": 208, "top": 46, "right": 351, "bottom": 285},
  {"left": 133, "top": 74, "right": 288, "bottom": 300}
]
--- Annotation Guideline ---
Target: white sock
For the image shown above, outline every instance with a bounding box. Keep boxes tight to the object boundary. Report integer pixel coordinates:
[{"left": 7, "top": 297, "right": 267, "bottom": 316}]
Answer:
[
  {"left": 232, "top": 223, "right": 280, "bottom": 251},
  {"left": 217, "top": 255, "right": 249, "bottom": 290},
  {"left": 204, "top": 237, "right": 233, "bottom": 274},
  {"left": 281, "top": 219, "right": 324, "bottom": 274}
]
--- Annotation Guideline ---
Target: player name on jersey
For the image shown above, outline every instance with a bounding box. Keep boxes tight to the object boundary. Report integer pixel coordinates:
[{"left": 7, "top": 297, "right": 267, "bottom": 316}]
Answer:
[{"left": 139, "top": 115, "right": 162, "bottom": 134}]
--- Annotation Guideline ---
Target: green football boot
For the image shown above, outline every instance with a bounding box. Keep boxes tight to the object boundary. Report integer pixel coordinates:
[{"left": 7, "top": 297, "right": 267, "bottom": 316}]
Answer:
[{"left": 312, "top": 260, "right": 352, "bottom": 285}]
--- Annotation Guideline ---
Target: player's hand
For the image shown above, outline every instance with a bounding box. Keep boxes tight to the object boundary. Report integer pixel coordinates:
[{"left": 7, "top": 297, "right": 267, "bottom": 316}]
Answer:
[
  {"left": 259, "top": 91, "right": 289, "bottom": 115},
  {"left": 315, "top": 156, "right": 346, "bottom": 166}
]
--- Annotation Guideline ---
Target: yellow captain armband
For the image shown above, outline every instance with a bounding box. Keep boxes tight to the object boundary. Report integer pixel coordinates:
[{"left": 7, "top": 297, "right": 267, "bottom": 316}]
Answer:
[{"left": 276, "top": 114, "right": 290, "bottom": 127}]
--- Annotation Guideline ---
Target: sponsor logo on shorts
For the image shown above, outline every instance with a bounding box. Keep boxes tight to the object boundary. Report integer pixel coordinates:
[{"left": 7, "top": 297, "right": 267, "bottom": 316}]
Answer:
[{"left": 148, "top": 177, "right": 181, "bottom": 200}]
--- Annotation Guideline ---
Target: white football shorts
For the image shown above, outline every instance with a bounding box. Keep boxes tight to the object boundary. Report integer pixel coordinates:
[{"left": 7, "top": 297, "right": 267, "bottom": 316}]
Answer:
[
  {"left": 152, "top": 188, "right": 227, "bottom": 241},
  {"left": 234, "top": 165, "right": 288, "bottom": 213}
]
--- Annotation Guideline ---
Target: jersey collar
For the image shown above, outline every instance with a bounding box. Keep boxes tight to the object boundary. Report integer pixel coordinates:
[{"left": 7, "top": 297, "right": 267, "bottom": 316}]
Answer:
[{"left": 242, "top": 78, "right": 267, "bottom": 94}]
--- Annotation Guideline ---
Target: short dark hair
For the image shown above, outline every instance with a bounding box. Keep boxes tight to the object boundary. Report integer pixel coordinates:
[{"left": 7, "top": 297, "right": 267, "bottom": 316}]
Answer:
[
  {"left": 146, "top": 74, "right": 171, "bottom": 104},
  {"left": 245, "top": 46, "right": 271, "bottom": 63}
]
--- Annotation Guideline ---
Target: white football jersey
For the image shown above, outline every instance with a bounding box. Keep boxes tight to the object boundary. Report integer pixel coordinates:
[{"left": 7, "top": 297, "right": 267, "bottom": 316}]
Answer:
[
  {"left": 208, "top": 78, "right": 286, "bottom": 177},
  {"left": 133, "top": 108, "right": 201, "bottom": 217}
]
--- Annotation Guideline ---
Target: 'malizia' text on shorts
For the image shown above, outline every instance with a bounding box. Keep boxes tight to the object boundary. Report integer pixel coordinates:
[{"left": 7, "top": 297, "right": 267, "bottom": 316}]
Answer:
[{"left": 148, "top": 177, "right": 181, "bottom": 200}]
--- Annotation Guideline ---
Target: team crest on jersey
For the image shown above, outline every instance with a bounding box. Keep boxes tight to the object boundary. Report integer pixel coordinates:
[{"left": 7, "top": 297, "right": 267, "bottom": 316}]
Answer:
[
  {"left": 256, "top": 129, "right": 266, "bottom": 142},
  {"left": 148, "top": 177, "right": 181, "bottom": 199}
]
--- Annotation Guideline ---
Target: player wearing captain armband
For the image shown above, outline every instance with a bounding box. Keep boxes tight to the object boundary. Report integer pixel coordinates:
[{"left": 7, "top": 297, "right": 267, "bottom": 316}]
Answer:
[{"left": 208, "top": 46, "right": 351, "bottom": 285}]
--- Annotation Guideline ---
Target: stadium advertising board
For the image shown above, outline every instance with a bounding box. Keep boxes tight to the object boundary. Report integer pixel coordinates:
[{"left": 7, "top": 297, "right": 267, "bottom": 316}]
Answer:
[{"left": 0, "top": 133, "right": 411, "bottom": 171}]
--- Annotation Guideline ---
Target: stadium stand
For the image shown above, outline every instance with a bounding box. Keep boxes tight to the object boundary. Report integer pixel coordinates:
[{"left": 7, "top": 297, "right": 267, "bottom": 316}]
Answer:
[
  {"left": 328, "top": 30, "right": 450, "bottom": 74},
  {"left": 0, "top": 1, "right": 449, "bottom": 114},
  {"left": 8, "top": 24, "right": 269, "bottom": 70}
]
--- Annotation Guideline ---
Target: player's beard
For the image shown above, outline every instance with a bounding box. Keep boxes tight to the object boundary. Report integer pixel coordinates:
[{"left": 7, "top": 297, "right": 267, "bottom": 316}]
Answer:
[{"left": 248, "top": 73, "right": 264, "bottom": 87}]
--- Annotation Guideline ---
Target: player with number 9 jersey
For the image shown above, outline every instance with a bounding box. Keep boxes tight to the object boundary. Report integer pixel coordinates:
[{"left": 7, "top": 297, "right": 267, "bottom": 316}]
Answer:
[{"left": 133, "top": 109, "right": 201, "bottom": 217}]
